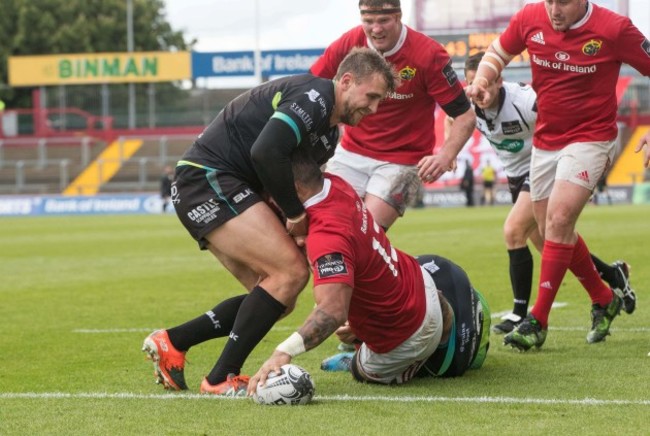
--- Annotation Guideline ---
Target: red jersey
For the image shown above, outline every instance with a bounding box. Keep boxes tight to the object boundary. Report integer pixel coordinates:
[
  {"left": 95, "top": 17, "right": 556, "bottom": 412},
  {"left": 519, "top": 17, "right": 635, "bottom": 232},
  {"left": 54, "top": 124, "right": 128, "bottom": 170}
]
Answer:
[
  {"left": 499, "top": 2, "right": 650, "bottom": 150},
  {"left": 305, "top": 174, "right": 426, "bottom": 353},
  {"left": 310, "top": 26, "right": 465, "bottom": 164}
]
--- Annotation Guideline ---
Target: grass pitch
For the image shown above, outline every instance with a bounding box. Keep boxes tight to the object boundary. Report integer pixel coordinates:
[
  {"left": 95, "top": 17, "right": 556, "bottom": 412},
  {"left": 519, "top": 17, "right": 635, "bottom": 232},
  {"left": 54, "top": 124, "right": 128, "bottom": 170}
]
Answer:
[{"left": 1, "top": 204, "right": 648, "bottom": 435}]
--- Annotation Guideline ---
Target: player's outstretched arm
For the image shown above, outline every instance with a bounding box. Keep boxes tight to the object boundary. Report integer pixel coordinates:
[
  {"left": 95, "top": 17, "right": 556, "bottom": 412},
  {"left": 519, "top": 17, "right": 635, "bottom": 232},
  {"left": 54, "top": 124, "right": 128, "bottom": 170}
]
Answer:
[{"left": 248, "top": 283, "right": 352, "bottom": 394}]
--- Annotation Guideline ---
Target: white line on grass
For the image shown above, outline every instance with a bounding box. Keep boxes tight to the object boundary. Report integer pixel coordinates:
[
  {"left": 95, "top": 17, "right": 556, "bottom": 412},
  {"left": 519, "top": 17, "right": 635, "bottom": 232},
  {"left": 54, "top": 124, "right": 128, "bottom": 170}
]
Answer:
[
  {"left": 1, "top": 392, "right": 649, "bottom": 406},
  {"left": 73, "top": 326, "right": 297, "bottom": 333},
  {"left": 492, "top": 302, "right": 568, "bottom": 319},
  {"left": 548, "top": 326, "right": 650, "bottom": 332},
  {"left": 72, "top": 325, "right": 650, "bottom": 334}
]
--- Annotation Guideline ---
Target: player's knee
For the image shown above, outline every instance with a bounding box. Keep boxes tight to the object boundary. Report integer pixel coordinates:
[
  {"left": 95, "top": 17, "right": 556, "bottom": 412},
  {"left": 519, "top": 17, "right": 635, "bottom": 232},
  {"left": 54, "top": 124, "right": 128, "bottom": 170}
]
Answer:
[
  {"left": 503, "top": 222, "right": 527, "bottom": 247},
  {"left": 286, "top": 261, "right": 310, "bottom": 290},
  {"left": 274, "top": 262, "right": 310, "bottom": 301},
  {"left": 545, "top": 209, "right": 577, "bottom": 237}
]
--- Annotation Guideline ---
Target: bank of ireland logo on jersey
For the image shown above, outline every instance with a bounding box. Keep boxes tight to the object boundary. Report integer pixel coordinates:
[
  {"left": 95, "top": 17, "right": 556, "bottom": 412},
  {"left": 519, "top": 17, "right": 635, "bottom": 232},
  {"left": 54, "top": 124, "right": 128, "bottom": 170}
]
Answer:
[
  {"left": 555, "top": 51, "right": 570, "bottom": 62},
  {"left": 582, "top": 39, "right": 602, "bottom": 56}
]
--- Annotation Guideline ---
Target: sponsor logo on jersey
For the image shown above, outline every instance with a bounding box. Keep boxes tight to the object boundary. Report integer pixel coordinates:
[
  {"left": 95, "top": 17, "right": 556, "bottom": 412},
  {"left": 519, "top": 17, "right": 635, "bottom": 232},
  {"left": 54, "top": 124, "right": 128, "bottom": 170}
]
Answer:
[
  {"left": 305, "top": 89, "right": 328, "bottom": 116},
  {"left": 290, "top": 102, "right": 313, "bottom": 130},
  {"left": 309, "top": 132, "right": 333, "bottom": 151},
  {"left": 531, "top": 32, "right": 545, "bottom": 45},
  {"left": 582, "top": 39, "right": 602, "bottom": 56},
  {"left": 492, "top": 138, "right": 525, "bottom": 153},
  {"left": 387, "top": 91, "right": 414, "bottom": 100},
  {"left": 421, "top": 259, "right": 440, "bottom": 275},
  {"left": 441, "top": 59, "right": 458, "bottom": 86},
  {"left": 359, "top": 201, "right": 368, "bottom": 234},
  {"left": 642, "top": 39, "right": 650, "bottom": 57},
  {"left": 501, "top": 121, "right": 524, "bottom": 135},
  {"left": 305, "top": 89, "right": 320, "bottom": 102},
  {"left": 316, "top": 253, "right": 348, "bottom": 278},
  {"left": 187, "top": 198, "right": 220, "bottom": 224},
  {"left": 555, "top": 51, "right": 570, "bottom": 61},
  {"left": 399, "top": 66, "right": 416, "bottom": 80}
]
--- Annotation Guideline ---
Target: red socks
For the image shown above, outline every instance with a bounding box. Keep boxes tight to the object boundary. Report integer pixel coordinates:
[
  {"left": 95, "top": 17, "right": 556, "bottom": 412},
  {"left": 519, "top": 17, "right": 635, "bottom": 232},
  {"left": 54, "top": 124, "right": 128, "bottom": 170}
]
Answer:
[
  {"left": 531, "top": 235, "right": 612, "bottom": 328},
  {"left": 568, "top": 235, "right": 613, "bottom": 307},
  {"left": 531, "top": 240, "right": 573, "bottom": 328}
]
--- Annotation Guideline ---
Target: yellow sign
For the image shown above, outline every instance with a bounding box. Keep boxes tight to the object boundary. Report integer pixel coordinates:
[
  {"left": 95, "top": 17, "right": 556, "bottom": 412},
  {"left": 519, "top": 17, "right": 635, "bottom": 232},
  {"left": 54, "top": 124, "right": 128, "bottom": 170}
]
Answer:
[{"left": 8, "top": 52, "right": 191, "bottom": 86}]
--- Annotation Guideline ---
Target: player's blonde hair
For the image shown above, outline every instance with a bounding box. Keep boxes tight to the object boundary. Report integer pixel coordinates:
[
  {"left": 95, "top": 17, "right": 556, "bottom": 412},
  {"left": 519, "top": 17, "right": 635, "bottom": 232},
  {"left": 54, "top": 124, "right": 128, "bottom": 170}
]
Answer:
[{"left": 334, "top": 47, "right": 400, "bottom": 94}]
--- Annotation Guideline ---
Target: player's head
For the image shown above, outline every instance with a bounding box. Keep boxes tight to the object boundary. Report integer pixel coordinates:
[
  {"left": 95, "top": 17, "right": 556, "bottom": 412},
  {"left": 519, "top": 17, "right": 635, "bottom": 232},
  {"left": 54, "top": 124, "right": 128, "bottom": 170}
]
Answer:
[
  {"left": 333, "top": 47, "right": 399, "bottom": 126},
  {"left": 544, "top": 0, "right": 589, "bottom": 32},
  {"left": 464, "top": 51, "right": 502, "bottom": 110},
  {"left": 359, "top": 0, "right": 402, "bottom": 53},
  {"left": 291, "top": 148, "right": 323, "bottom": 199}
]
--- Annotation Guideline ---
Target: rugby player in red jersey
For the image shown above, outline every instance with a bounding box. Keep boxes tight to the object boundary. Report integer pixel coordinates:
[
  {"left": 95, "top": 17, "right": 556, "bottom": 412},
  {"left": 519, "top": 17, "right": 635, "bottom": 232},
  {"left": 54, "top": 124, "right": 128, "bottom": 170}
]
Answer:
[
  {"left": 467, "top": 0, "right": 650, "bottom": 350},
  {"left": 310, "top": 0, "right": 476, "bottom": 230}
]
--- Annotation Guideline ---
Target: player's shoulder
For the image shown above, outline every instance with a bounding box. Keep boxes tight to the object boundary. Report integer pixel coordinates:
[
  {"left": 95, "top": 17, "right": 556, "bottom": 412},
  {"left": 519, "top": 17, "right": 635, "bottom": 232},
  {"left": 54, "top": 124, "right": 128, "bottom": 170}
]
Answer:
[
  {"left": 510, "top": 1, "right": 547, "bottom": 28},
  {"left": 277, "top": 74, "right": 333, "bottom": 97},
  {"left": 407, "top": 27, "right": 447, "bottom": 52},
  {"left": 331, "top": 26, "right": 367, "bottom": 49},
  {"left": 587, "top": 3, "right": 634, "bottom": 38}
]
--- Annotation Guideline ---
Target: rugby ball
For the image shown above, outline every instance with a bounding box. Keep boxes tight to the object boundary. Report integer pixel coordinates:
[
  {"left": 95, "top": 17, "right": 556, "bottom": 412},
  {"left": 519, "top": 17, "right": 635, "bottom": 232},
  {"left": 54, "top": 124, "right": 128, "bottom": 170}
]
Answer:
[{"left": 252, "top": 364, "right": 315, "bottom": 405}]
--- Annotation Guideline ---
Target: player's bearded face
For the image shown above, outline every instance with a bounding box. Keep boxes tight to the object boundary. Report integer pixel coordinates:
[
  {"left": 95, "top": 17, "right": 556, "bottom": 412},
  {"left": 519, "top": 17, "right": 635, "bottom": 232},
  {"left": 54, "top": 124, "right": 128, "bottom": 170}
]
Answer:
[
  {"left": 338, "top": 76, "right": 387, "bottom": 126},
  {"left": 339, "top": 99, "right": 370, "bottom": 126},
  {"left": 544, "top": 0, "right": 588, "bottom": 32}
]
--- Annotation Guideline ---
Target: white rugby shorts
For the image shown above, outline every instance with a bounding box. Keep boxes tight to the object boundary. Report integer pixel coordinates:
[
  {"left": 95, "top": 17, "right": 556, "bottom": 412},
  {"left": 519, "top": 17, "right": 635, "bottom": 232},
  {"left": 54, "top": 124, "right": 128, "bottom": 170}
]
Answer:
[
  {"left": 353, "top": 267, "right": 444, "bottom": 384},
  {"left": 530, "top": 140, "right": 616, "bottom": 201},
  {"left": 325, "top": 146, "right": 420, "bottom": 215}
]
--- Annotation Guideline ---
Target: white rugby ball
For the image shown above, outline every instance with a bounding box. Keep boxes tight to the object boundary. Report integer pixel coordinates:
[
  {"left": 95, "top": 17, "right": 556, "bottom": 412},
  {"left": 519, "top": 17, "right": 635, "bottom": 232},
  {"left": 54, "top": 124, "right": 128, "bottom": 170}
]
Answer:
[{"left": 252, "top": 364, "right": 315, "bottom": 405}]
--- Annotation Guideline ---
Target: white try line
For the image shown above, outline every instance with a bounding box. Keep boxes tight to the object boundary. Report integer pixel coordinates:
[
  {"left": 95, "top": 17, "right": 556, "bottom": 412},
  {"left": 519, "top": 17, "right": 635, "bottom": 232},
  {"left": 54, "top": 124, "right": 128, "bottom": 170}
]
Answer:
[
  {"left": 492, "top": 302, "right": 568, "bottom": 319},
  {"left": 73, "top": 326, "right": 297, "bottom": 334},
  {"left": 1, "top": 392, "right": 649, "bottom": 406},
  {"left": 72, "top": 321, "right": 650, "bottom": 335}
]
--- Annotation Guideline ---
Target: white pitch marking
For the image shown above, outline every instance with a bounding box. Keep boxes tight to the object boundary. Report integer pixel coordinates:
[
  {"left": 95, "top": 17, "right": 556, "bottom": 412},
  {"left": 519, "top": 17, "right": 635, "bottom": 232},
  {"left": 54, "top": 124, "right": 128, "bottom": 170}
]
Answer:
[
  {"left": 491, "top": 302, "right": 568, "bottom": 319},
  {"left": 72, "top": 326, "right": 297, "bottom": 334},
  {"left": 1, "top": 392, "right": 649, "bottom": 406},
  {"left": 71, "top": 324, "right": 650, "bottom": 334}
]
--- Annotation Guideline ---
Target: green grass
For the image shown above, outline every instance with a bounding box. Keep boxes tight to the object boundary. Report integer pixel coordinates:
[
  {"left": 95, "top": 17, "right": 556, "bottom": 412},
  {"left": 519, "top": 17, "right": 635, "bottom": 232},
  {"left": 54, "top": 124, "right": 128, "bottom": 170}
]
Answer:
[{"left": 1, "top": 205, "right": 649, "bottom": 435}]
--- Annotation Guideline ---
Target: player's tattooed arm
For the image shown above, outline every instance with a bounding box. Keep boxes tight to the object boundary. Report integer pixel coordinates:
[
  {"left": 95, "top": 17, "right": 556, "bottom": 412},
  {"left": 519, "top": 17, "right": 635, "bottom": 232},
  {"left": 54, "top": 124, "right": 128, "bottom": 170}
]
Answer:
[{"left": 298, "top": 307, "right": 343, "bottom": 351}]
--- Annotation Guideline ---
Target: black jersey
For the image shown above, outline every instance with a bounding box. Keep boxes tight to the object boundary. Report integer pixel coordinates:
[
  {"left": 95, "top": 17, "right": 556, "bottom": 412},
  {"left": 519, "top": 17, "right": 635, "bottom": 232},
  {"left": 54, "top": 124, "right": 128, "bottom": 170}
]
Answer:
[{"left": 182, "top": 74, "right": 339, "bottom": 217}]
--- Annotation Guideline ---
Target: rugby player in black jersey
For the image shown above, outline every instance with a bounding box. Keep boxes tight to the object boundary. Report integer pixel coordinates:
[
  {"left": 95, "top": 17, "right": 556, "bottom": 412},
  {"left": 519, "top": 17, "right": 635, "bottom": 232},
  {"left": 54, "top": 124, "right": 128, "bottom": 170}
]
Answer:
[{"left": 142, "top": 47, "right": 399, "bottom": 396}]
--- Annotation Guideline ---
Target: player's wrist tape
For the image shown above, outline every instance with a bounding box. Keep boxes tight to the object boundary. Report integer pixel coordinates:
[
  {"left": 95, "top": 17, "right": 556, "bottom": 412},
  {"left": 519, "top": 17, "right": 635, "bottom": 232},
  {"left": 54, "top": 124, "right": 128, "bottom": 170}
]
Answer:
[
  {"left": 483, "top": 52, "right": 506, "bottom": 68},
  {"left": 276, "top": 332, "right": 306, "bottom": 357},
  {"left": 286, "top": 212, "right": 307, "bottom": 224},
  {"left": 478, "top": 60, "right": 500, "bottom": 78}
]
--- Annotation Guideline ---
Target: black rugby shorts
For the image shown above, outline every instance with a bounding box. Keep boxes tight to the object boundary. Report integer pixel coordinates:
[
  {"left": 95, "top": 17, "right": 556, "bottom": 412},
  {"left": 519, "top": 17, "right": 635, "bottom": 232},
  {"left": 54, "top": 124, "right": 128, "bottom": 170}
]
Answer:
[{"left": 173, "top": 163, "right": 262, "bottom": 249}]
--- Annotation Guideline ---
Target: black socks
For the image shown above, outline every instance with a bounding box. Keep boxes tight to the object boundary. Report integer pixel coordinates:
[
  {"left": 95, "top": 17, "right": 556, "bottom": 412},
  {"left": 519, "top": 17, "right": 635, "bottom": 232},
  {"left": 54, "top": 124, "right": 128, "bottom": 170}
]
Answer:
[
  {"left": 206, "top": 286, "right": 287, "bottom": 385},
  {"left": 508, "top": 246, "right": 533, "bottom": 318},
  {"left": 166, "top": 294, "right": 247, "bottom": 352}
]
